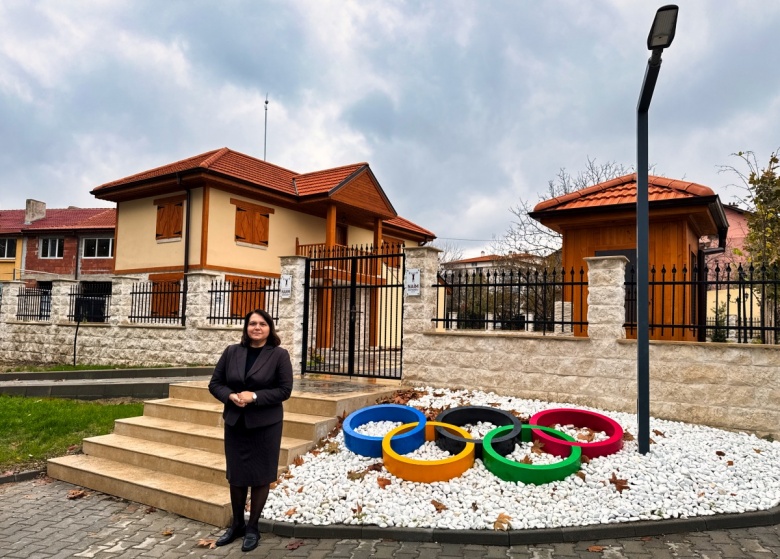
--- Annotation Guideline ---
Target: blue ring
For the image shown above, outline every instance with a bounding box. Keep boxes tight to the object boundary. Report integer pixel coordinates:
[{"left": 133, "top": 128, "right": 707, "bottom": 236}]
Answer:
[{"left": 342, "top": 404, "right": 427, "bottom": 457}]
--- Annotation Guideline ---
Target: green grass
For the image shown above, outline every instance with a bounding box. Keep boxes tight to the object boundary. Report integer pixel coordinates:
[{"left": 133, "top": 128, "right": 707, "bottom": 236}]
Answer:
[
  {"left": 0, "top": 395, "right": 144, "bottom": 472},
  {"left": 0, "top": 364, "right": 173, "bottom": 373}
]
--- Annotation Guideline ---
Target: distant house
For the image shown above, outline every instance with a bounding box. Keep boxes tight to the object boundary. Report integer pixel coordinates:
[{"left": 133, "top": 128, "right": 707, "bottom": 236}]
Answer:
[
  {"left": 529, "top": 174, "right": 729, "bottom": 341},
  {"left": 0, "top": 199, "right": 116, "bottom": 285},
  {"left": 441, "top": 252, "right": 543, "bottom": 272}
]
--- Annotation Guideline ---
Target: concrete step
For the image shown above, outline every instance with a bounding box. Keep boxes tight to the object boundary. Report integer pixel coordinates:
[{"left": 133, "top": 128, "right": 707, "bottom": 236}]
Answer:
[
  {"left": 113, "top": 415, "right": 315, "bottom": 467},
  {"left": 47, "top": 454, "right": 231, "bottom": 527},
  {"left": 283, "top": 388, "right": 397, "bottom": 417},
  {"left": 143, "top": 398, "right": 223, "bottom": 427},
  {"left": 82, "top": 434, "right": 226, "bottom": 486},
  {"left": 279, "top": 412, "right": 338, "bottom": 441}
]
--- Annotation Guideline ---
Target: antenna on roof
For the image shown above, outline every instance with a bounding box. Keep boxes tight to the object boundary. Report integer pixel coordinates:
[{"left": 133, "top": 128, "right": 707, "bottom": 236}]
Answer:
[{"left": 263, "top": 93, "right": 269, "bottom": 161}]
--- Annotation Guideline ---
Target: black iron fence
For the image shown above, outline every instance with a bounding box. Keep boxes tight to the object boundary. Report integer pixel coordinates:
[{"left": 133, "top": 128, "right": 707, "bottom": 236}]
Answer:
[
  {"left": 207, "top": 276, "right": 281, "bottom": 325},
  {"left": 15, "top": 286, "right": 51, "bottom": 321},
  {"left": 625, "top": 262, "right": 779, "bottom": 344},
  {"left": 129, "top": 280, "right": 184, "bottom": 325},
  {"left": 67, "top": 282, "right": 113, "bottom": 323},
  {"left": 433, "top": 267, "right": 588, "bottom": 335}
]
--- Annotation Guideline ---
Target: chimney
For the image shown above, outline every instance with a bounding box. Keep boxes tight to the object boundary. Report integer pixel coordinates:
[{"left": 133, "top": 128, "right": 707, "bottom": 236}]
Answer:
[{"left": 25, "top": 199, "right": 46, "bottom": 224}]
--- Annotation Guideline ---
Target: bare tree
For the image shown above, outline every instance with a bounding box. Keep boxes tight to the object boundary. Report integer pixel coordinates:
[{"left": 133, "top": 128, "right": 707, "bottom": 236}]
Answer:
[
  {"left": 430, "top": 240, "right": 464, "bottom": 269},
  {"left": 493, "top": 158, "right": 633, "bottom": 256}
]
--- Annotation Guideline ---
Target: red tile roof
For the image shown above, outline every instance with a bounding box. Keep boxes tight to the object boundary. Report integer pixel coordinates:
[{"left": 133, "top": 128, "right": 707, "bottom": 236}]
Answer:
[
  {"left": 93, "top": 148, "right": 298, "bottom": 195},
  {"left": 0, "top": 208, "right": 115, "bottom": 234},
  {"left": 383, "top": 215, "right": 435, "bottom": 239},
  {"left": 533, "top": 174, "right": 716, "bottom": 213},
  {"left": 294, "top": 164, "right": 366, "bottom": 196}
]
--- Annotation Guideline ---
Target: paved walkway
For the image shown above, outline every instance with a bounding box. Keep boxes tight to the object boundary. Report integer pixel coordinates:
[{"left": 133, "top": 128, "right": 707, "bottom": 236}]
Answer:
[{"left": 1, "top": 476, "right": 778, "bottom": 558}]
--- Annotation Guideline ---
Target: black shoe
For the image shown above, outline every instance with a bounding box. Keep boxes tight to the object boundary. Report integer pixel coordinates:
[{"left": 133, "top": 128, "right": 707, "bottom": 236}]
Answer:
[
  {"left": 216, "top": 524, "right": 245, "bottom": 546},
  {"left": 241, "top": 529, "right": 260, "bottom": 552}
]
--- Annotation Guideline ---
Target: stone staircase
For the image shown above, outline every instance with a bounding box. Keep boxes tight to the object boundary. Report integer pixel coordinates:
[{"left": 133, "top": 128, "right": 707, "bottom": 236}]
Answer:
[{"left": 47, "top": 378, "right": 397, "bottom": 527}]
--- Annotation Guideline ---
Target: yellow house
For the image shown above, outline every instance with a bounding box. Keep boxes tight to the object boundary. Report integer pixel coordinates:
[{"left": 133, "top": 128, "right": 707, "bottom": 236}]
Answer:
[{"left": 91, "top": 147, "right": 435, "bottom": 332}]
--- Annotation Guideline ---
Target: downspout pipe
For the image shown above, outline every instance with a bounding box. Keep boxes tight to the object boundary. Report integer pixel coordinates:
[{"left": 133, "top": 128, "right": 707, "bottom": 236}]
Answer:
[{"left": 180, "top": 173, "right": 190, "bottom": 327}]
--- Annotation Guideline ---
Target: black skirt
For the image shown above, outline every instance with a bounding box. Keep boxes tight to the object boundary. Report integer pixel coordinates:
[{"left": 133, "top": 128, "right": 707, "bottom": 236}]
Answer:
[{"left": 223, "top": 415, "right": 283, "bottom": 487}]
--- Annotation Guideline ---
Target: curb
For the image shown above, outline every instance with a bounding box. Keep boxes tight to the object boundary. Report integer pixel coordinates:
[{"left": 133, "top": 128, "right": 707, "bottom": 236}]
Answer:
[
  {"left": 0, "top": 469, "right": 45, "bottom": 485},
  {"left": 258, "top": 505, "right": 780, "bottom": 545}
]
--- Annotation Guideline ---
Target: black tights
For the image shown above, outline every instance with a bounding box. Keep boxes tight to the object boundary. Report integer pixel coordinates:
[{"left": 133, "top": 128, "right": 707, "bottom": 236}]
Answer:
[{"left": 229, "top": 484, "right": 270, "bottom": 531}]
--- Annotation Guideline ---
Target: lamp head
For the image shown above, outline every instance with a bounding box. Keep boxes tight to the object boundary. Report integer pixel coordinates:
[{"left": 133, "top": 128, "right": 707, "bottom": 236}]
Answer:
[{"left": 647, "top": 5, "right": 679, "bottom": 50}]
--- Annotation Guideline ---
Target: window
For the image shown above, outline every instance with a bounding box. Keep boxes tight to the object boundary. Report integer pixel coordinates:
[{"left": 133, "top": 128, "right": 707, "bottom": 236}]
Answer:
[
  {"left": 148, "top": 273, "right": 183, "bottom": 318},
  {"left": 0, "top": 238, "right": 16, "bottom": 259},
  {"left": 83, "top": 238, "right": 114, "bottom": 258},
  {"left": 40, "top": 238, "right": 64, "bottom": 258},
  {"left": 231, "top": 198, "right": 275, "bottom": 247},
  {"left": 226, "top": 274, "right": 270, "bottom": 318},
  {"left": 154, "top": 195, "right": 185, "bottom": 241}
]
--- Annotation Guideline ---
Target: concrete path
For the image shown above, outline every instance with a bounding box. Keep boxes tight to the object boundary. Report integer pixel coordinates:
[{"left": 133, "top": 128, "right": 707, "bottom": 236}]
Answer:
[{"left": 1, "top": 476, "right": 778, "bottom": 558}]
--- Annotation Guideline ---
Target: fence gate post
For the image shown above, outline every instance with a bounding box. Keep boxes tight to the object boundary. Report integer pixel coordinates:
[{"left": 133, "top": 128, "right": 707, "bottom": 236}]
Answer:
[
  {"left": 584, "top": 256, "right": 628, "bottom": 340},
  {"left": 279, "top": 256, "right": 307, "bottom": 375},
  {"left": 0, "top": 281, "right": 24, "bottom": 323}
]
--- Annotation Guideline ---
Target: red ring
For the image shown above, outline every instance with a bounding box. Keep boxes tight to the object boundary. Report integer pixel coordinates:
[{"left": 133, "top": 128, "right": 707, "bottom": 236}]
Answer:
[{"left": 528, "top": 408, "right": 623, "bottom": 459}]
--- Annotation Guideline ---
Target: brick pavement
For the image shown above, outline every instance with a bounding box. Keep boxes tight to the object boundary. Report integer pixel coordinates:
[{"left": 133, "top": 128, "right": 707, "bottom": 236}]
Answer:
[{"left": 0, "top": 477, "right": 778, "bottom": 558}]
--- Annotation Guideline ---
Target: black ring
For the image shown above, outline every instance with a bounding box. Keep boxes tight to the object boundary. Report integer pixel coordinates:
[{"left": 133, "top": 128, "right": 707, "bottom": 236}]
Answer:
[{"left": 434, "top": 406, "right": 523, "bottom": 459}]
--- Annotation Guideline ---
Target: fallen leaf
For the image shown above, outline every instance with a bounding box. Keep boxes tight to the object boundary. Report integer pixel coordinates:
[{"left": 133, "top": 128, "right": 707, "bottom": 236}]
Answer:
[
  {"left": 577, "top": 428, "right": 596, "bottom": 442},
  {"left": 649, "top": 438, "right": 656, "bottom": 445},
  {"left": 531, "top": 440, "right": 545, "bottom": 455},
  {"left": 286, "top": 540, "right": 305, "bottom": 550},
  {"left": 575, "top": 471, "right": 586, "bottom": 481},
  {"left": 487, "top": 402, "right": 502, "bottom": 408},
  {"left": 493, "top": 512, "right": 512, "bottom": 531},
  {"left": 520, "top": 455, "right": 533, "bottom": 464},
  {"left": 471, "top": 502, "right": 478, "bottom": 511},
  {"left": 196, "top": 538, "right": 217, "bottom": 549},
  {"left": 145, "top": 506, "right": 157, "bottom": 514},
  {"left": 66, "top": 489, "right": 86, "bottom": 500},
  {"left": 367, "top": 462, "right": 384, "bottom": 472},
  {"left": 297, "top": 486, "right": 304, "bottom": 493},
  {"left": 431, "top": 499, "right": 448, "bottom": 513},
  {"left": 161, "top": 529, "right": 173, "bottom": 537},
  {"left": 285, "top": 507, "right": 297, "bottom": 517},
  {"left": 347, "top": 470, "right": 367, "bottom": 481},
  {"left": 622, "top": 431, "right": 635, "bottom": 441},
  {"left": 716, "top": 450, "right": 726, "bottom": 457},
  {"left": 727, "top": 460, "right": 734, "bottom": 466},
  {"left": 754, "top": 448, "right": 762, "bottom": 454},
  {"left": 652, "top": 429, "right": 665, "bottom": 437},
  {"left": 270, "top": 481, "right": 278, "bottom": 489},
  {"left": 293, "top": 456, "right": 305, "bottom": 466},
  {"left": 310, "top": 449, "right": 320, "bottom": 456},
  {"left": 587, "top": 545, "right": 605, "bottom": 552},
  {"left": 580, "top": 455, "right": 591, "bottom": 464},
  {"left": 325, "top": 441, "right": 340, "bottom": 454},
  {"left": 377, "top": 477, "right": 391, "bottom": 489},
  {"left": 609, "top": 472, "right": 630, "bottom": 493},
  {"left": 352, "top": 503, "right": 363, "bottom": 515}
]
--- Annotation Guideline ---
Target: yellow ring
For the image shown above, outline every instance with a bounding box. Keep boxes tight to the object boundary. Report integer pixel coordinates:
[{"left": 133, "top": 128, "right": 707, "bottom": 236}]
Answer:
[{"left": 382, "top": 421, "right": 475, "bottom": 483}]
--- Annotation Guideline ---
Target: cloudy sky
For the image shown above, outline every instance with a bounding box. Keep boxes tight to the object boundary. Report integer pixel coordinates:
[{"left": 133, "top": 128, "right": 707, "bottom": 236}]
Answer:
[{"left": 2, "top": 1, "right": 778, "bottom": 257}]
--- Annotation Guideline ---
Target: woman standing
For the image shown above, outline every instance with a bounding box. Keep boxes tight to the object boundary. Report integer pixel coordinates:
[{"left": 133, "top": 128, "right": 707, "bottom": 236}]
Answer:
[{"left": 208, "top": 308, "right": 293, "bottom": 552}]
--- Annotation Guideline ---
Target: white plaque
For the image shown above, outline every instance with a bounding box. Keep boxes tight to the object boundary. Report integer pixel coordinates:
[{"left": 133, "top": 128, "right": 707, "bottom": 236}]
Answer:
[
  {"left": 405, "top": 268, "right": 421, "bottom": 296},
  {"left": 280, "top": 274, "right": 292, "bottom": 299}
]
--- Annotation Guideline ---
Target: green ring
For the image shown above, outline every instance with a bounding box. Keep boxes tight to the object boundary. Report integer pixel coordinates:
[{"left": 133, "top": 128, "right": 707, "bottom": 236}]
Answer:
[{"left": 482, "top": 424, "right": 582, "bottom": 484}]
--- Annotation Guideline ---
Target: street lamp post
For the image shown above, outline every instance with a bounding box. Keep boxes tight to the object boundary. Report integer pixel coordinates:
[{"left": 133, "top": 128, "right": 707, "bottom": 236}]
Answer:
[{"left": 636, "top": 5, "right": 679, "bottom": 455}]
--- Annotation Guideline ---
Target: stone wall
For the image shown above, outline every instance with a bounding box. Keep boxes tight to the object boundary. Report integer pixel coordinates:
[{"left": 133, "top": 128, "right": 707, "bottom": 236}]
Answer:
[
  {"left": 403, "top": 247, "right": 780, "bottom": 438},
  {"left": 1, "top": 248, "right": 778, "bottom": 438}
]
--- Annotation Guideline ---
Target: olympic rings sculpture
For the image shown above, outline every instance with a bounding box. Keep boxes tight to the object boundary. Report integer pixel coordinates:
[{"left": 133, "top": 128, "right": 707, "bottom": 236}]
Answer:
[{"left": 342, "top": 404, "right": 623, "bottom": 484}]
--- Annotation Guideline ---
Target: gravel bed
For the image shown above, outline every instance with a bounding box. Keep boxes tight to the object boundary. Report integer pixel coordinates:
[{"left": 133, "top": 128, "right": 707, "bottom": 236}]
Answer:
[{"left": 264, "top": 387, "right": 780, "bottom": 530}]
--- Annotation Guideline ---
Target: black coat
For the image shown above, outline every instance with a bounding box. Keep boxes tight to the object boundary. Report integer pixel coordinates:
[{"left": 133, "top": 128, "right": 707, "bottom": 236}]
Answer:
[{"left": 208, "top": 343, "right": 293, "bottom": 429}]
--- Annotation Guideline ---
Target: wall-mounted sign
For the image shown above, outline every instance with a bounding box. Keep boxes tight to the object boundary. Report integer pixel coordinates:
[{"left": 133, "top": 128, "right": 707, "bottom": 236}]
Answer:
[
  {"left": 405, "top": 268, "right": 420, "bottom": 296},
  {"left": 280, "top": 274, "right": 292, "bottom": 299}
]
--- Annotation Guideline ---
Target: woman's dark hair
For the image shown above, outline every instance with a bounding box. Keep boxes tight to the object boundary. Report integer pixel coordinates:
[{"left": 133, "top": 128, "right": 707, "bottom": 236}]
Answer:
[{"left": 240, "top": 309, "right": 281, "bottom": 347}]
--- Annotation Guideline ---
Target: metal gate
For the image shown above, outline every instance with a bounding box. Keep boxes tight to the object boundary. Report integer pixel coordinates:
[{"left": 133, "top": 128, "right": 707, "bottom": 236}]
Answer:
[{"left": 301, "top": 245, "right": 405, "bottom": 378}]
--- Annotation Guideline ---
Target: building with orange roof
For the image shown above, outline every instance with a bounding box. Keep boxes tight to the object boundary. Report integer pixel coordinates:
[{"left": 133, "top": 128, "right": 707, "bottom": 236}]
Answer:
[
  {"left": 529, "top": 173, "right": 729, "bottom": 341},
  {"left": 0, "top": 200, "right": 115, "bottom": 284},
  {"left": 91, "top": 147, "right": 435, "bottom": 327}
]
